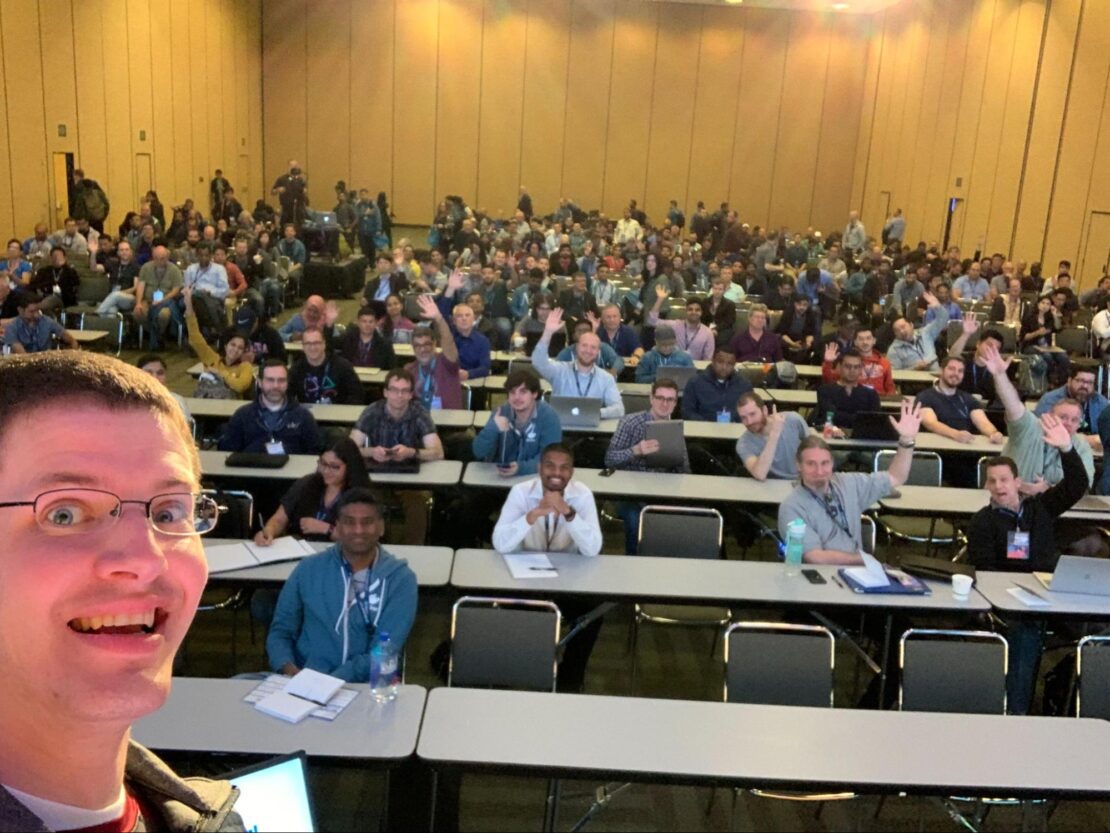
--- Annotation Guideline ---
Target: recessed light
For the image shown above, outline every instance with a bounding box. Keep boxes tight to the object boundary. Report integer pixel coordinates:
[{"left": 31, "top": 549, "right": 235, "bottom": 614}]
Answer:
[
  {"left": 832, "top": 2, "right": 850, "bottom": 9},
  {"left": 724, "top": 0, "right": 743, "bottom": 5}
]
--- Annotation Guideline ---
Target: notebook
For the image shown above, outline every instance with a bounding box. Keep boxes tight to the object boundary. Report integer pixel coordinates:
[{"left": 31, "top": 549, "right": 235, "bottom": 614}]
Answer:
[
  {"left": 225, "top": 752, "right": 315, "bottom": 833},
  {"left": 254, "top": 669, "right": 346, "bottom": 723},
  {"left": 205, "top": 537, "right": 318, "bottom": 574}
]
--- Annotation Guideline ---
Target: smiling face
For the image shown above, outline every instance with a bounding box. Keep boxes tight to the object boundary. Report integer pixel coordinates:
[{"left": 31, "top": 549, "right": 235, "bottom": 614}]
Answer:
[
  {"left": 0, "top": 405, "right": 205, "bottom": 727},
  {"left": 539, "top": 450, "right": 574, "bottom": 493},
  {"left": 798, "top": 446, "right": 834, "bottom": 491}
]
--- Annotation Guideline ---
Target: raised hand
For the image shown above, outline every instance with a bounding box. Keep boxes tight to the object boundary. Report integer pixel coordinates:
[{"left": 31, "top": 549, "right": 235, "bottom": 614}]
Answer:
[
  {"left": 544, "top": 307, "right": 565, "bottom": 336},
  {"left": 823, "top": 341, "right": 840, "bottom": 364},
  {"left": 888, "top": 398, "right": 923, "bottom": 440},
  {"left": 961, "top": 311, "right": 980, "bottom": 335},
  {"left": 493, "top": 413, "right": 511, "bottom": 432},
  {"left": 416, "top": 294, "right": 441, "bottom": 320},
  {"left": 324, "top": 300, "right": 341, "bottom": 326},
  {"left": 655, "top": 284, "right": 670, "bottom": 301},
  {"left": 921, "top": 290, "right": 939, "bottom": 308},
  {"left": 978, "top": 341, "right": 1011, "bottom": 376},
  {"left": 1040, "top": 412, "right": 1072, "bottom": 449},
  {"left": 585, "top": 310, "right": 600, "bottom": 331},
  {"left": 447, "top": 269, "right": 466, "bottom": 293}
]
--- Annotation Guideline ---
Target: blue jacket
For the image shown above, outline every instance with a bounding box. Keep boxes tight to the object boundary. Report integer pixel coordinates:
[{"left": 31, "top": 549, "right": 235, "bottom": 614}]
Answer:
[
  {"left": 634, "top": 348, "right": 694, "bottom": 383},
  {"left": 267, "top": 546, "right": 418, "bottom": 682},
  {"left": 358, "top": 203, "right": 381, "bottom": 234},
  {"left": 471, "top": 400, "right": 562, "bottom": 476},
  {"left": 681, "top": 368, "right": 753, "bottom": 422},
  {"left": 277, "top": 237, "right": 307, "bottom": 267},
  {"left": 599, "top": 324, "right": 641, "bottom": 357},
  {"left": 218, "top": 398, "right": 322, "bottom": 454}
]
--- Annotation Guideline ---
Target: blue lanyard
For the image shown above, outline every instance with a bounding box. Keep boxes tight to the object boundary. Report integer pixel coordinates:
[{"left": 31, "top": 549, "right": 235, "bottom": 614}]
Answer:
[
  {"left": 419, "top": 360, "right": 436, "bottom": 403},
  {"left": 573, "top": 368, "right": 596, "bottom": 398}
]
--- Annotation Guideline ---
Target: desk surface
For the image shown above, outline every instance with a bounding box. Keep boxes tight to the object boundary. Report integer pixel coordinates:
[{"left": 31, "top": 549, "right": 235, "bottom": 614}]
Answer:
[
  {"left": 452, "top": 549, "right": 987, "bottom": 612},
  {"left": 187, "top": 363, "right": 387, "bottom": 386},
  {"left": 185, "top": 398, "right": 473, "bottom": 428},
  {"left": 417, "top": 687, "right": 1110, "bottom": 798},
  {"left": 463, "top": 462, "right": 793, "bottom": 505},
  {"left": 974, "top": 571, "right": 1110, "bottom": 618},
  {"left": 69, "top": 328, "right": 108, "bottom": 343},
  {"left": 205, "top": 539, "right": 454, "bottom": 587},
  {"left": 200, "top": 450, "right": 463, "bottom": 486},
  {"left": 879, "top": 486, "right": 1110, "bottom": 521},
  {"left": 134, "top": 678, "right": 425, "bottom": 759}
]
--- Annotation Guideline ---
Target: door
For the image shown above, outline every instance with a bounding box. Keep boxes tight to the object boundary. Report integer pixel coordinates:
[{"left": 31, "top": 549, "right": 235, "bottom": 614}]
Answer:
[
  {"left": 51, "top": 152, "right": 74, "bottom": 229},
  {"left": 944, "top": 197, "right": 966, "bottom": 255},
  {"left": 1079, "top": 212, "right": 1110, "bottom": 291},
  {"left": 134, "top": 153, "right": 153, "bottom": 207}
]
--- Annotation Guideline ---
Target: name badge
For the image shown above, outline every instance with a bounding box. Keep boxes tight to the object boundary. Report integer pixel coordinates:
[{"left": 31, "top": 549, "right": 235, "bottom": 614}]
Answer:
[
  {"left": 717, "top": 409, "right": 731, "bottom": 424},
  {"left": 430, "top": 396, "right": 443, "bottom": 410},
  {"left": 53, "top": 284, "right": 62, "bottom": 295},
  {"left": 152, "top": 289, "right": 165, "bottom": 303},
  {"left": 1006, "top": 530, "right": 1030, "bottom": 561},
  {"left": 266, "top": 440, "right": 286, "bottom": 455}
]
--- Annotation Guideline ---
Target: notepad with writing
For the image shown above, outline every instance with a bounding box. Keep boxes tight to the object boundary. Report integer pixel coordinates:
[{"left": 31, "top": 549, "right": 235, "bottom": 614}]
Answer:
[
  {"left": 206, "top": 537, "right": 317, "bottom": 574},
  {"left": 247, "top": 670, "right": 350, "bottom": 724},
  {"left": 503, "top": 552, "right": 558, "bottom": 579}
]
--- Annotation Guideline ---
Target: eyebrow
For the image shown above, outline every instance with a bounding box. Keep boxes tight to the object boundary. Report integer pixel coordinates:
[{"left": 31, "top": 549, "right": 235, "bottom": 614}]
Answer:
[{"left": 29, "top": 472, "right": 196, "bottom": 492}]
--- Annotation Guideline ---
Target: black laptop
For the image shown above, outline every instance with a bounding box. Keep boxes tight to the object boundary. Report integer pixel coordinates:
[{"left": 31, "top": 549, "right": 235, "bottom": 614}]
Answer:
[
  {"left": 849, "top": 411, "right": 900, "bottom": 442},
  {"left": 225, "top": 452, "right": 290, "bottom": 468}
]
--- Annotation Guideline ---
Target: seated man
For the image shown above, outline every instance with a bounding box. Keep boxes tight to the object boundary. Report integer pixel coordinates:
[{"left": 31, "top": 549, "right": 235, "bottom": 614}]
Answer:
[
  {"left": 133, "top": 244, "right": 184, "bottom": 350},
  {"left": 532, "top": 307, "right": 624, "bottom": 419},
  {"left": 774, "top": 294, "right": 821, "bottom": 363},
  {"left": 276, "top": 223, "right": 307, "bottom": 289},
  {"left": 959, "top": 328, "right": 1006, "bottom": 405},
  {"left": 463, "top": 291, "right": 502, "bottom": 349},
  {"left": 136, "top": 352, "right": 192, "bottom": 423},
  {"left": 339, "top": 302, "right": 396, "bottom": 369},
  {"left": 813, "top": 348, "right": 881, "bottom": 433},
  {"left": 473, "top": 368, "right": 562, "bottom": 476},
  {"left": 682, "top": 345, "right": 753, "bottom": 422},
  {"left": 449, "top": 301, "right": 492, "bottom": 381},
  {"left": 350, "top": 369, "right": 445, "bottom": 545},
  {"left": 219, "top": 359, "right": 322, "bottom": 454},
  {"left": 647, "top": 291, "right": 715, "bottom": 361},
  {"left": 4, "top": 291, "right": 77, "bottom": 353},
  {"left": 288, "top": 326, "right": 364, "bottom": 405},
  {"left": 952, "top": 264, "right": 991, "bottom": 302},
  {"left": 1033, "top": 365, "right": 1107, "bottom": 453},
  {"left": 634, "top": 324, "right": 694, "bottom": 383},
  {"left": 702, "top": 277, "right": 737, "bottom": 343},
  {"left": 984, "top": 342, "right": 1096, "bottom": 491},
  {"left": 729, "top": 303, "right": 783, "bottom": 363},
  {"left": 604, "top": 378, "right": 690, "bottom": 553},
  {"left": 492, "top": 443, "right": 602, "bottom": 691},
  {"left": 886, "top": 291, "right": 949, "bottom": 370},
  {"left": 778, "top": 401, "right": 923, "bottom": 564},
  {"left": 405, "top": 297, "right": 464, "bottom": 410},
  {"left": 968, "top": 421, "right": 1087, "bottom": 714},
  {"left": 267, "top": 489, "right": 418, "bottom": 681},
  {"left": 736, "top": 392, "right": 809, "bottom": 480},
  {"left": 364, "top": 253, "right": 409, "bottom": 303},
  {"left": 29, "top": 245, "right": 80, "bottom": 319},
  {"left": 0, "top": 352, "right": 239, "bottom": 830},
  {"left": 179, "top": 242, "right": 229, "bottom": 339},
  {"left": 594, "top": 302, "right": 641, "bottom": 360},
  {"left": 557, "top": 271, "right": 598, "bottom": 324},
  {"left": 558, "top": 318, "right": 623, "bottom": 377},
  {"left": 821, "top": 326, "right": 894, "bottom": 395},
  {"left": 94, "top": 239, "right": 141, "bottom": 316},
  {"left": 278, "top": 294, "right": 329, "bottom": 342}
]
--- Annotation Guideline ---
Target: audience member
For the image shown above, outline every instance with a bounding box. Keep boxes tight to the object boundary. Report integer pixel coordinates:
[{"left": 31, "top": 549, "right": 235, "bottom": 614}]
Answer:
[
  {"left": 219, "top": 359, "right": 322, "bottom": 454},
  {"left": 532, "top": 308, "right": 624, "bottom": 418},
  {"left": 813, "top": 348, "right": 881, "bottom": 433},
  {"left": 405, "top": 296, "right": 464, "bottom": 409},
  {"left": 183, "top": 288, "right": 255, "bottom": 398},
  {"left": 472, "top": 368, "right": 562, "bottom": 476},
  {"left": 735, "top": 392, "right": 809, "bottom": 480},
  {"left": 3, "top": 291, "right": 77, "bottom": 353},
  {"left": 682, "top": 345, "right": 753, "bottom": 422},
  {"left": 288, "top": 326, "right": 364, "bottom": 405}
]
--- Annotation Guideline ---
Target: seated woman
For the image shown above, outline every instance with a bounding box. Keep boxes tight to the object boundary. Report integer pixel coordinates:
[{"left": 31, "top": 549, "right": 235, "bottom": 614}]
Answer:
[
  {"left": 383, "top": 292, "right": 415, "bottom": 344},
  {"left": 254, "top": 437, "right": 370, "bottom": 545},
  {"left": 183, "top": 287, "right": 255, "bottom": 398}
]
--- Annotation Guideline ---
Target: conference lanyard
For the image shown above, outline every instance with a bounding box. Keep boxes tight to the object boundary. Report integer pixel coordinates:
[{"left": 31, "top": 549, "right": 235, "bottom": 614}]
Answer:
[
  {"left": 803, "top": 484, "right": 851, "bottom": 536},
  {"left": 573, "top": 368, "right": 596, "bottom": 398},
  {"left": 544, "top": 513, "right": 560, "bottom": 551},
  {"left": 419, "top": 360, "right": 436, "bottom": 405}
]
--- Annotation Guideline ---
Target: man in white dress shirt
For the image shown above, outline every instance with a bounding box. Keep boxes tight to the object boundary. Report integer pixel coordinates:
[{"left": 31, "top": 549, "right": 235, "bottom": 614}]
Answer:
[{"left": 492, "top": 443, "right": 603, "bottom": 691}]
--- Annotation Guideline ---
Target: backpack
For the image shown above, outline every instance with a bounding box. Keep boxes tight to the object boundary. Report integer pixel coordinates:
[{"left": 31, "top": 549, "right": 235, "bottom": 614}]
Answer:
[
  {"left": 193, "top": 372, "right": 236, "bottom": 400},
  {"left": 1016, "top": 353, "right": 1048, "bottom": 397},
  {"left": 82, "top": 186, "right": 110, "bottom": 222}
]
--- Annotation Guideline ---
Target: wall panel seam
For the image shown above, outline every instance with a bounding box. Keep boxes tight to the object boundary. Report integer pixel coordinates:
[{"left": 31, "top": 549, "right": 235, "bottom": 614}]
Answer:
[{"left": 1042, "top": 0, "right": 1084, "bottom": 264}]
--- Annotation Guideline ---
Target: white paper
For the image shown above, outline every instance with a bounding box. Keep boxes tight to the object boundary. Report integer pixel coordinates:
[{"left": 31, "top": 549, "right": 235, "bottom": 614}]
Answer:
[
  {"left": 206, "top": 537, "right": 316, "bottom": 574},
  {"left": 244, "top": 674, "right": 359, "bottom": 721},
  {"left": 1007, "top": 587, "right": 1051, "bottom": 608},
  {"left": 843, "top": 551, "right": 891, "bottom": 589},
  {"left": 286, "top": 668, "right": 345, "bottom": 705},
  {"left": 205, "top": 542, "right": 257, "bottom": 573},
  {"left": 503, "top": 552, "right": 558, "bottom": 579},
  {"left": 254, "top": 690, "right": 317, "bottom": 724},
  {"left": 249, "top": 536, "right": 317, "bottom": 565}
]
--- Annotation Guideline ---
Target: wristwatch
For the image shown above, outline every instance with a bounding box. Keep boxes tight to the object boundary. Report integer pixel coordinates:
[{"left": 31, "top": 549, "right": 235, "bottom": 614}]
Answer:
[
  {"left": 563, "top": 508, "right": 577, "bottom": 523},
  {"left": 897, "top": 437, "right": 916, "bottom": 449}
]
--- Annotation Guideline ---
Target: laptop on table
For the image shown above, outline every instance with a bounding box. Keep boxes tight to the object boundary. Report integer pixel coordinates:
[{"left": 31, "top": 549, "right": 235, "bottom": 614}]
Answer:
[
  {"left": 655, "top": 365, "right": 696, "bottom": 388},
  {"left": 225, "top": 751, "right": 315, "bottom": 832},
  {"left": 1035, "top": 556, "right": 1110, "bottom": 596},
  {"left": 848, "top": 411, "right": 900, "bottom": 442},
  {"left": 550, "top": 396, "right": 603, "bottom": 428}
]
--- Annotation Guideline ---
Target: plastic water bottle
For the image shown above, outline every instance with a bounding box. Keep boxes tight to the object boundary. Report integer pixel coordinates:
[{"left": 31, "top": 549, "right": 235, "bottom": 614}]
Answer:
[
  {"left": 784, "top": 518, "right": 806, "bottom": 577},
  {"left": 368, "top": 631, "right": 400, "bottom": 703},
  {"left": 822, "top": 410, "right": 837, "bottom": 438}
]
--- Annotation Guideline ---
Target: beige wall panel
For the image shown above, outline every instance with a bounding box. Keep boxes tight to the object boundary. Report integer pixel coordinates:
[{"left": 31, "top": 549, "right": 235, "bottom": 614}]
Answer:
[
  {"left": 262, "top": 0, "right": 306, "bottom": 196},
  {"left": 858, "top": 9, "right": 903, "bottom": 233},
  {"left": 600, "top": 0, "right": 657, "bottom": 217},
  {"left": 168, "top": 0, "right": 195, "bottom": 202},
  {"left": 102, "top": 0, "right": 134, "bottom": 226},
  {"left": 2, "top": 0, "right": 50, "bottom": 232},
  {"left": 728, "top": 7, "right": 790, "bottom": 226},
  {"left": 216, "top": 2, "right": 238, "bottom": 186},
  {"left": 643, "top": 3, "right": 701, "bottom": 224},
  {"left": 475, "top": 0, "right": 527, "bottom": 217},
  {"left": 519, "top": 0, "right": 572, "bottom": 218},
  {"left": 243, "top": 0, "right": 265, "bottom": 202},
  {"left": 434, "top": 0, "right": 483, "bottom": 205},
  {"left": 348, "top": 0, "right": 394, "bottom": 197},
  {"left": 38, "top": 0, "right": 79, "bottom": 156},
  {"left": 127, "top": 0, "right": 155, "bottom": 206},
  {"left": 306, "top": 0, "right": 352, "bottom": 201},
  {"left": 1011, "top": 0, "right": 1081, "bottom": 262},
  {"left": 1043, "top": 3, "right": 1110, "bottom": 268},
  {"left": 187, "top": 0, "right": 211, "bottom": 191},
  {"left": 1078, "top": 83, "right": 1110, "bottom": 289},
  {"left": 559, "top": 0, "right": 615, "bottom": 213},
  {"left": 0, "top": 2, "right": 14, "bottom": 238},
  {"left": 811, "top": 15, "right": 869, "bottom": 234},
  {"left": 849, "top": 17, "right": 885, "bottom": 216},
  {"left": 768, "top": 13, "right": 831, "bottom": 231},
  {"left": 961, "top": 0, "right": 1021, "bottom": 254},
  {"left": 886, "top": 13, "right": 932, "bottom": 221},
  {"left": 149, "top": 0, "right": 177, "bottom": 203},
  {"left": 392, "top": 0, "right": 439, "bottom": 223},
  {"left": 983, "top": 0, "right": 1045, "bottom": 256},
  {"left": 685, "top": 6, "right": 744, "bottom": 218}
]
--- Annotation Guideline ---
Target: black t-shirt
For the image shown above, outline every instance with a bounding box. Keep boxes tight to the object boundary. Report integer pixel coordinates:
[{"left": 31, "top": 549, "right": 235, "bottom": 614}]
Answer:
[
  {"left": 289, "top": 354, "right": 364, "bottom": 405},
  {"left": 813, "top": 383, "right": 881, "bottom": 428},
  {"left": 279, "top": 474, "right": 338, "bottom": 540},
  {"left": 915, "top": 385, "right": 982, "bottom": 432}
]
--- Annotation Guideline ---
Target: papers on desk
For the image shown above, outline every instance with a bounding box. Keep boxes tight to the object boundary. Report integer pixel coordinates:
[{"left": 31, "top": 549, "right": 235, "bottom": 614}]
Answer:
[
  {"left": 1007, "top": 585, "right": 1052, "bottom": 608},
  {"left": 843, "top": 552, "right": 890, "bottom": 589},
  {"left": 245, "top": 671, "right": 358, "bottom": 723},
  {"left": 503, "top": 552, "right": 558, "bottom": 579},
  {"left": 840, "top": 552, "right": 929, "bottom": 595},
  {"left": 206, "top": 537, "right": 317, "bottom": 574}
]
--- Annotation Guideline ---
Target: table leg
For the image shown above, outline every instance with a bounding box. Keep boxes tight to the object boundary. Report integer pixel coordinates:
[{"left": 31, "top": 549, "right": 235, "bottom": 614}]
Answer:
[{"left": 877, "top": 614, "right": 894, "bottom": 708}]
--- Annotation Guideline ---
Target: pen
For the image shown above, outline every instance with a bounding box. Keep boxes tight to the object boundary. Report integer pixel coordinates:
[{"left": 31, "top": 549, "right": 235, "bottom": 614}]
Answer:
[
  {"left": 529, "top": 567, "right": 557, "bottom": 572},
  {"left": 1013, "top": 581, "right": 1049, "bottom": 602},
  {"left": 830, "top": 575, "right": 845, "bottom": 590}
]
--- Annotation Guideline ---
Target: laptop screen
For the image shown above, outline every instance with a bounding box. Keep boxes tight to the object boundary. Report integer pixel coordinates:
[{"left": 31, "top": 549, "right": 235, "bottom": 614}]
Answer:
[{"left": 226, "top": 752, "right": 315, "bottom": 832}]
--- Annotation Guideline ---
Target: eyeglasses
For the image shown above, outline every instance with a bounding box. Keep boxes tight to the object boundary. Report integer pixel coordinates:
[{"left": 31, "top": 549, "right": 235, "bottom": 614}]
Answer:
[
  {"left": 651, "top": 395, "right": 678, "bottom": 404},
  {"left": 385, "top": 386, "right": 414, "bottom": 396},
  {"left": 317, "top": 458, "right": 344, "bottom": 472},
  {"left": 0, "top": 489, "right": 220, "bottom": 537}
]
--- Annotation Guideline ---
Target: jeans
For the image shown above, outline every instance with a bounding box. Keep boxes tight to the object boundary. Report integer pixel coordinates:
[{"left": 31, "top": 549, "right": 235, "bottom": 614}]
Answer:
[
  {"left": 617, "top": 501, "right": 644, "bottom": 555},
  {"left": 136, "top": 300, "right": 175, "bottom": 348},
  {"left": 96, "top": 291, "right": 135, "bottom": 316},
  {"left": 1005, "top": 617, "right": 1046, "bottom": 715}
]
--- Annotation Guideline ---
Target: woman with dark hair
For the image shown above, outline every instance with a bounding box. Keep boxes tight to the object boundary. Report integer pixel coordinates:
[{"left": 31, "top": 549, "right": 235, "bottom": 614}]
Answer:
[
  {"left": 377, "top": 191, "right": 393, "bottom": 247},
  {"left": 256, "top": 229, "right": 276, "bottom": 255},
  {"left": 551, "top": 246, "right": 576, "bottom": 278},
  {"left": 513, "top": 291, "right": 566, "bottom": 355},
  {"left": 145, "top": 190, "right": 165, "bottom": 228},
  {"left": 117, "top": 211, "right": 139, "bottom": 241},
  {"left": 384, "top": 293, "right": 415, "bottom": 344},
  {"left": 254, "top": 437, "right": 370, "bottom": 544}
]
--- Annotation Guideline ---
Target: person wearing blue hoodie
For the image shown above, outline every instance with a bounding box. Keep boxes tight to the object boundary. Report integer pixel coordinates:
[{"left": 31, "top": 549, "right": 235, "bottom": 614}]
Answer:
[
  {"left": 472, "top": 368, "right": 562, "bottom": 476},
  {"left": 267, "top": 489, "right": 418, "bottom": 681}
]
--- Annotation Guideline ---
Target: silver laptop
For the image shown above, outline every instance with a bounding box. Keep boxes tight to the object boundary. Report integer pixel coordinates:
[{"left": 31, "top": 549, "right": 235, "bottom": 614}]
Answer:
[
  {"left": 655, "top": 365, "right": 696, "bottom": 388},
  {"left": 550, "top": 396, "right": 602, "bottom": 428},
  {"left": 1069, "top": 495, "right": 1110, "bottom": 514},
  {"left": 644, "top": 419, "right": 686, "bottom": 469},
  {"left": 1036, "top": 556, "right": 1110, "bottom": 596}
]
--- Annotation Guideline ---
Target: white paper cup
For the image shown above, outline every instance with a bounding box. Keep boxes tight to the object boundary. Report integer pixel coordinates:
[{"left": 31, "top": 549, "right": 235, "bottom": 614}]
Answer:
[{"left": 951, "top": 574, "right": 974, "bottom": 599}]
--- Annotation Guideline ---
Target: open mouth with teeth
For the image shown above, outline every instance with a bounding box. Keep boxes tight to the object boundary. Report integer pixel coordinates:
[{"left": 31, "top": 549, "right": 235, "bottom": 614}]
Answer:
[{"left": 67, "top": 610, "right": 168, "bottom": 636}]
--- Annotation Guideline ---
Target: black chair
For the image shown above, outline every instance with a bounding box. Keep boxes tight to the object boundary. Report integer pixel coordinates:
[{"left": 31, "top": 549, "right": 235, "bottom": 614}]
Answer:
[{"left": 1076, "top": 635, "right": 1110, "bottom": 719}]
